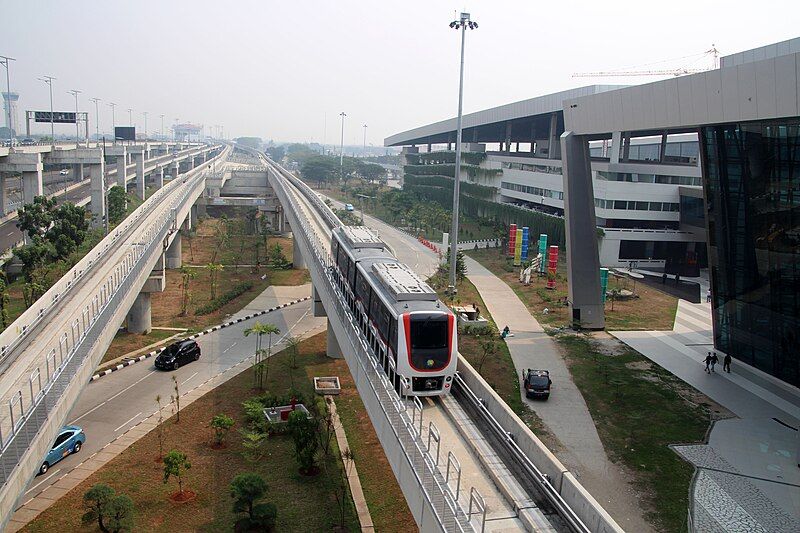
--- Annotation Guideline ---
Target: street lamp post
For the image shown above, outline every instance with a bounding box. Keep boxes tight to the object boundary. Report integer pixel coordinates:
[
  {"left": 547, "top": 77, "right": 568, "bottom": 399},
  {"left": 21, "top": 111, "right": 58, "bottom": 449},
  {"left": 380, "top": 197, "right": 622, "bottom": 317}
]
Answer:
[
  {"left": 446, "top": 12, "right": 478, "bottom": 295},
  {"left": 362, "top": 123, "right": 367, "bottom": 157},
  {"left": 39, "top": 75, "right": 56, "bottom": 146},
  {"left": 339, "top": 111, "right": 346, "bottom": 177},
  {"left": 68, "top": 89, "right": 81, "bottom": 143},
  {"left": 142, "top": 111, "right": 148, "bottom": 141},
  {"left": 0, "top": 55, "right": 16, "bottom": 146},
  {"left": 108, "top": 102, "right": 116, "bottom": 142},
  {"left": 160, "top": 114, "right": 164, "bottom": 139},
  {"left": 90, "top": 97, "right": 101, "bottom": 141}
]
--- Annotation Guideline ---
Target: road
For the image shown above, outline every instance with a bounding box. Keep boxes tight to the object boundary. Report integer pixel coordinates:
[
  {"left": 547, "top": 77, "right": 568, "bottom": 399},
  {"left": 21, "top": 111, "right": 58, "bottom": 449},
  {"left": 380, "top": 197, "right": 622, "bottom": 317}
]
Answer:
[{"left": 17, "top": 299, "right": 325, "bottom": 504}]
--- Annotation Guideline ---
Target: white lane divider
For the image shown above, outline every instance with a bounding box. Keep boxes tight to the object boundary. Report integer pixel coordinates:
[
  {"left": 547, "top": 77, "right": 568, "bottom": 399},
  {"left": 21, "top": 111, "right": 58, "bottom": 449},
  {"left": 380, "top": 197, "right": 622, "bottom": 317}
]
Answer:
[
  {"left": 113, "top": 412, "right": 142, "bottom": 433},
  {"left": 221, "top": 341, "right": 237, "bottom": 354},
  {"left": 25, "top": 469, "right": 61, "bottom": 495},
  {"left": 180, "top": 372, "right": 198, "bottom": 386}
]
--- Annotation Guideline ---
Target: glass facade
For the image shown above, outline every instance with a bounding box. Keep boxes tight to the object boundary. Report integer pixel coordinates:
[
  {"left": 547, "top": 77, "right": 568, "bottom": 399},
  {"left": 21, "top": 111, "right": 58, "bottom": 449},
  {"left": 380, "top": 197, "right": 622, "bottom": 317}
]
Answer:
[{"left": 702, "top": 120, "right": 800, "bottom": 387}]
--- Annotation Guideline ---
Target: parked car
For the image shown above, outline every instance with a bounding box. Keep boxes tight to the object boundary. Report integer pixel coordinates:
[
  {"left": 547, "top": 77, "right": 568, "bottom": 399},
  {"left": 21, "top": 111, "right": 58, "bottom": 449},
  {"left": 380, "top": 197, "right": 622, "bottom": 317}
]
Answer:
[
  {"left": 522, "top": 369, "right": 551, "bottom": 400},
  {"left": 59, "top": 169, "right": 69, "bottom": 176},
  {"left": 40, "top": 425, "right": 85, "bottom": 474},
  {"left": 154, "top": 339, "right": 201, "bottom": 371},
  {"left": 344, "top": 203, "right": 354, "bottom": 212}
]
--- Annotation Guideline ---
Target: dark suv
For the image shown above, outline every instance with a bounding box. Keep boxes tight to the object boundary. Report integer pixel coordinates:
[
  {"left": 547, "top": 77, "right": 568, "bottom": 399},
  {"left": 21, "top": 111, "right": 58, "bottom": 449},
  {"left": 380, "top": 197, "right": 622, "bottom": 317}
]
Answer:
[
  {"left": 155, "top": 339, "right": 201, "bottom": 371},
  {"left": 523, "top": 369, "right": 551, "bottom": 400}
]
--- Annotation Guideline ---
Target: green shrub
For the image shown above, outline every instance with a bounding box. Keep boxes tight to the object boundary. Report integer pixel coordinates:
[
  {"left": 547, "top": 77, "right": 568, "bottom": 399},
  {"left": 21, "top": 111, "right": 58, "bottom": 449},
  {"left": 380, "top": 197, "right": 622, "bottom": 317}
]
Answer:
[{"left": 195, "top": 281, "right": 254, "bottom": 315}]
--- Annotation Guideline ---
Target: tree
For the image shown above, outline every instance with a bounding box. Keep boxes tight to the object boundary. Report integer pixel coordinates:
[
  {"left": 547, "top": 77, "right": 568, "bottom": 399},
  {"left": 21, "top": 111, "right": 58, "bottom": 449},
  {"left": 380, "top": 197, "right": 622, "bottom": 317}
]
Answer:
[
  {"left": 284, "top": 336, "right": 300, "bottom": 388},
  {"left": 211, "top": 414, "right": 235, "bottom": 447},
  {"left": 0, "top": 274, "right": 9, "bottom": 329},
  {"left": 82, "top": 483, "right": 134, "bottom": 533},
  {"left": 155, "top": 395, "right": 165, "bottom": 460},
  {"left": 288, "top": 409, "right": 318, "bottom": 474},
  {"left": 358, "top": 162, "right": 385, "bottom": 183},
  {"left": 235, "top": 137, "right": 262, "bottom": 149},
  {"left": 300, "top": 156, "right": 336, "bottom": 187},
  {"left": 179, "top": 266, "right": 196, "bottom": 316},
  {"left": 265, "top": 145, "right": 285, "bottom": 161},
  {"left": 444, "top": 249, "right": 468, "bottom": 283},
  {"left": 477, "top": 336, "right": 498, "bottom": 372},
  {"left": 16, "top": 195, "right": 57, "bottom": 241},
  {"left": 268, "top": 243, "right": 289, "bottom": 269},
  {"left": 244, "top": 322, "right": 281, "bottom": 389},
  {"left": 240, "top": 429, "right": 267, "bottom": 464},
  {"left": 107, "top": 186, "right": 127, "bottom": 223},
  {"left": 172, "top": 375, "right": 181, "bottom": 422},
  {"left": 230, "top": 472, "right": 277, "bottom": 531},
  {"left": 207, "top": 262, "right": 223, "bottom": 300},
  {"left": 47, "top": 202, "right": 89, "bottom": 258},
  {"left": 163, "top": 450, "right": 192, "bottom": 495}
]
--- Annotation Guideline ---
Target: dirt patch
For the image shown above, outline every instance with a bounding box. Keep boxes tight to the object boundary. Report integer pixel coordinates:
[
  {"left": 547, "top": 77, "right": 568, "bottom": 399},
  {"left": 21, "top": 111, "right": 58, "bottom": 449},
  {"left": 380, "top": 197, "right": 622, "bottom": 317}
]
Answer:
[{"left": 169, "top": 490, "right": 197, "bottom": 503}]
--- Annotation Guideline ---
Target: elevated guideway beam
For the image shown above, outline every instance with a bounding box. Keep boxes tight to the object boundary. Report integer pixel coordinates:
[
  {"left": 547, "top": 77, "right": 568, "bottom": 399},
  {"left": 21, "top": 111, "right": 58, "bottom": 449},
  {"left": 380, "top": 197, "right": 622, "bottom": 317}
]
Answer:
[{"left": 0, "top": 144, "right": 229, "bottom": 527}]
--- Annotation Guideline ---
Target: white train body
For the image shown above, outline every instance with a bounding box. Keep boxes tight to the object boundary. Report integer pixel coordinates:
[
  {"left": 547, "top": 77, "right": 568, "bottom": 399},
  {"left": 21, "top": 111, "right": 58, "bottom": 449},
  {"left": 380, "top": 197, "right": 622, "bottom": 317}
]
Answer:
[{"left": 331, "top": 226, "right": 457, "bottom": 396}]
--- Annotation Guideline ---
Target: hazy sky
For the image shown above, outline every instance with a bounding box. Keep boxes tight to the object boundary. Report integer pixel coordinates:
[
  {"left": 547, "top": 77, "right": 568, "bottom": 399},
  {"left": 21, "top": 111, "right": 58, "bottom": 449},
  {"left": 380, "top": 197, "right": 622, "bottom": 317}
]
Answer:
[{"left": 5, "top": 1, "right": 799, "bottom": 146}]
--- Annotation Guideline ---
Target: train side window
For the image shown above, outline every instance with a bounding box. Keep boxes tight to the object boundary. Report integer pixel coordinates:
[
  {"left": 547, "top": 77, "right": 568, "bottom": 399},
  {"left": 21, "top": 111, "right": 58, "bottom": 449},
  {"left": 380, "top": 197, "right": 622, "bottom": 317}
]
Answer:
[
  {"left": 369, "top": 294, "right": 381, "bottom": 328},
  {"left": 389, "top": 319, "right": 397, "bottom": 352},
  {"left": 337, "top": 246, "right": 347, "bottom": 270},
  {"left": 355, "top": 271, "right": 371, "bottom": 310},
  {"left": 379, "top": 306, "right": 391, "bottom": 340}
]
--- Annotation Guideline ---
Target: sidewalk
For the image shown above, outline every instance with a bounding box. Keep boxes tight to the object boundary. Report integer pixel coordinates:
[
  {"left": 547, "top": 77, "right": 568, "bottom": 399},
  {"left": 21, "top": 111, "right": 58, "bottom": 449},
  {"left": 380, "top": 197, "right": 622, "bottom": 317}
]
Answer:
[
  {"left": 611, "top": 300, "right": 800, "bottom": 531},
  {"left": 463, "top": 257, "right": 654, "bottom": 532}
]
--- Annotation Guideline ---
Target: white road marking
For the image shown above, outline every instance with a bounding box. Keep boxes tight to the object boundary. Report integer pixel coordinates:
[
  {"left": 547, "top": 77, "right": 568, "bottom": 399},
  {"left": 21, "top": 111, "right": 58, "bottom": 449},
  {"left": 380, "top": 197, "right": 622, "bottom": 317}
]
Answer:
[
  {"left": 221, "top": 341, "right": 237, "bottom": 354},
  {"left": 113, "top": 411, "right": 142, "bottom": 433},
  {"left": 75, "top": 370, "right": 156, "bottom": 423},
  {"left": 25, "top": 469, "right": 61, "bottom": 494},
  {"left": 181, "top": 372, "right": 198, "bottom": 386}
]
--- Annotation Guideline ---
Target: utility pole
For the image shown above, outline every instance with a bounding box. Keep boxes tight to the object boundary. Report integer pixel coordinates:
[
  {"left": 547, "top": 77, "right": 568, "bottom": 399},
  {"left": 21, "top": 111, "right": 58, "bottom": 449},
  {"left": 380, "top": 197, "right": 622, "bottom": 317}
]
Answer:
[
  {"left": 142, "top": 111, "right": 148, "bottom": 141},
  {"left": 339, "top": 111, "right": 346, "bottom": 177},
  {"left": 160, "top": 114, "right": 164, "bottom": 139},
  {"left": 362, "top": 123, "right": 367, "bottom": 157},
  {"left": 90, "top": 97, "right": 101, "bottom": 140},
  {"left": 447, "top": 12, "right": 478, "bottom": 295},
  {"left": 108, "top": 102, "right": 116, "bottom": 143},
  {"left": 68, "top": 89, "right": 81, "bottom": 143},
  {"left": 0, "top": 55, "right": 16, "bottom": 146},
  {"left": 39, "top": 75, "right": 56, "bottom": 146}
]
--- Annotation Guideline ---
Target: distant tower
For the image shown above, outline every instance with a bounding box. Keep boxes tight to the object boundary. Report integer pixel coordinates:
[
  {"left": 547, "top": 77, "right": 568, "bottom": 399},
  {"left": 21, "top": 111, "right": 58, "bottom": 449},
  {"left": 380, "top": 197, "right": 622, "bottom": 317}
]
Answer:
[{"left": 2, "top": 92, "right": 19, "bottom": 135}]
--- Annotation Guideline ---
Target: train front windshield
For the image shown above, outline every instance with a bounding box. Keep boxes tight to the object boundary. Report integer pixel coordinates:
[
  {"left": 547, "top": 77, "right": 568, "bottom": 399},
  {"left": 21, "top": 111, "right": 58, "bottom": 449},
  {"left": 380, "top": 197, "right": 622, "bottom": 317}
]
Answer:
[{"left": 410, "top": 315, "right": 449, "bottom": 371}]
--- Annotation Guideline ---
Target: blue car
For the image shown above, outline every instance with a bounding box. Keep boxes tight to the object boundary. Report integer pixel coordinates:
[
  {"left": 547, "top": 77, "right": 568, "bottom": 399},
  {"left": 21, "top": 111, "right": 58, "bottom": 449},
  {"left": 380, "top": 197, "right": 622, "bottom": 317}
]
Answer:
[{"left": 39, "top": 425, "right": 85, "bottom": 475}]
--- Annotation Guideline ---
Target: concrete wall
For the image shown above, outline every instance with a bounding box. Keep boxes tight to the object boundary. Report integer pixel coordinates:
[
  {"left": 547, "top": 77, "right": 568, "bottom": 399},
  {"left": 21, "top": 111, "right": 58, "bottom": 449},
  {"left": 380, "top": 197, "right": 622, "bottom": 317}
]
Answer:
[{"left": 456, "top": 355, "right": 623, "bottom": 532}]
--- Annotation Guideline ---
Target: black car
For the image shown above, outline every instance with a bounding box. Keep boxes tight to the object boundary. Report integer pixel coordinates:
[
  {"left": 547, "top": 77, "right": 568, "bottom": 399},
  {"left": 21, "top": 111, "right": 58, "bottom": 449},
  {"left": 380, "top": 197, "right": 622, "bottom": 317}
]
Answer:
[
  {"left": 523, "top": 369, "right": 551, "bottom": 400},
  {"left": 154, "top": 339, "right": 201, "bottom": 370}
]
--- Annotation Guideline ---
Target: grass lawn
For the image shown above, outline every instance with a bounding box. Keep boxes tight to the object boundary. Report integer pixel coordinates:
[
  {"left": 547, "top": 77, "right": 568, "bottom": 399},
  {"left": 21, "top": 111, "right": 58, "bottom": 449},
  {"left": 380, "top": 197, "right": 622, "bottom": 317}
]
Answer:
[
  {"left": 556, "top": 334, "right": 715, "bottom": 532},
  {"left": 427, "top": 270, "right": 555, "bottom": 444},
  {"left": 22, "top": 333, "right": 361, "bottom": 533},
  {"left": 465, "top": 247, "right": 679, "bottom": 331},
  {"left": 101, "top": 329, "right": 179, "bottom": 365},
  {"left": 313, "top": 358, "right": 416, "bottom": 532}
]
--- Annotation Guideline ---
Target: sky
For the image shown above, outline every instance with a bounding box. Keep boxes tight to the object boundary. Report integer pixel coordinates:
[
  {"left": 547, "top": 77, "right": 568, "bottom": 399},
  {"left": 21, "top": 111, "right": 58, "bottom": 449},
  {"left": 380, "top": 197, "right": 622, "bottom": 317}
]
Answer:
[{"left": 4, "top": 0, "right": 799, "bottom": 147}]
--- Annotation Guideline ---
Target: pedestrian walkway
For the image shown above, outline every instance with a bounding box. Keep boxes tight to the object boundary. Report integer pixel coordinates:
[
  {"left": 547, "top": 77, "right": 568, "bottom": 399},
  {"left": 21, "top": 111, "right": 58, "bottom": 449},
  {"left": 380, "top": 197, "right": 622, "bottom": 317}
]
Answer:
[
  {"left": 230, "top": 283, "right": 311, "bottom": 320},
  {"left": 463, "top": 256, "right": 654, "bottom": 532},
  {"left": 611, "top": 300, "right": 800, "bottom": 531}
]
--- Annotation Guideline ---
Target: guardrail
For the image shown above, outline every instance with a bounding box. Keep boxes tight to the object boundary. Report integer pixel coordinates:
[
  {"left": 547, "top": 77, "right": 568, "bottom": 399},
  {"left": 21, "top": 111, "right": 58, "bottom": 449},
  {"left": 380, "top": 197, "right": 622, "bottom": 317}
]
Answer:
[
  {"left": 261, "top": 153, "right": 478, "bottom": 532},
  {"left": 0, "top": 147, "right": 227, "bottom": 480}
]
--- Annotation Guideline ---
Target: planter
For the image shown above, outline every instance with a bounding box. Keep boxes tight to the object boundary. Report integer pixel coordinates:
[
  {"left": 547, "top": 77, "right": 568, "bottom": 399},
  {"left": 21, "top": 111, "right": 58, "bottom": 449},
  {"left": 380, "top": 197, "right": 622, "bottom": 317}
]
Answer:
[{"left": 313, "top": 376, "right": 341, "bottom": 395}]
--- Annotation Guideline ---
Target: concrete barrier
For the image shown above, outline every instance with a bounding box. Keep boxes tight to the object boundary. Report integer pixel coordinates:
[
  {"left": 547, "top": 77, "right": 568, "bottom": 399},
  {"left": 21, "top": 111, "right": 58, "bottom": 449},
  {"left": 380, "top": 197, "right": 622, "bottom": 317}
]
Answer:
[{"left": 456, "top": 355, "right": 624, "bottom": 532}]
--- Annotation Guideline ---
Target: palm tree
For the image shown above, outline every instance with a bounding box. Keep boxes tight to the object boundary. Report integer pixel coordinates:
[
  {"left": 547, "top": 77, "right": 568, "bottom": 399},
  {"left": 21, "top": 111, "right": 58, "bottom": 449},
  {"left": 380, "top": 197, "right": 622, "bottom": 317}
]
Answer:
[
  {"left": 206, "top": 262, "right": 223, "bottom": 300},
  {"left": 179, "top": 266, "right": 196, "bottom": 316},
  {"left": 244, "top": 322, "right": 281, "bottom": 389}
]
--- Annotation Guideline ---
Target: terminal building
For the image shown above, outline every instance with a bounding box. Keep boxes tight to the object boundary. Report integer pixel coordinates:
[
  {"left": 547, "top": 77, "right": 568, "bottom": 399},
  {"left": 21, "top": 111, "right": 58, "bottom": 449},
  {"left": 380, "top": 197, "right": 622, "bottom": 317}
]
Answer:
[{"left": 386, "top": 37, "right": 800, "bottom": 388}]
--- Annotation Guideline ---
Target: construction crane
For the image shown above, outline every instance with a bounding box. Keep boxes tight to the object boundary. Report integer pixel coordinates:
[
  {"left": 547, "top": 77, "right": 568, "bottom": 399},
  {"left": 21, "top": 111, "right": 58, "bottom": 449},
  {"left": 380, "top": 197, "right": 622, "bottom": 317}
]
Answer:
[{"left": 573, "top": 45, "right": 720, "bottom": 78}]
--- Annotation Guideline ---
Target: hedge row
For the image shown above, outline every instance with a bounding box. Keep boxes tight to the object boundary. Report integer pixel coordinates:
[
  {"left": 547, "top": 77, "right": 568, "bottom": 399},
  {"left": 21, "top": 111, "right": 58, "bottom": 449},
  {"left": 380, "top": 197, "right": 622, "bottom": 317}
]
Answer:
[
  {"left": 403, "top": 174, "right": 496, "bottom": 200},
  {"left": 195, "top": 281, "right": 255, "bottom": 315},
  {"left": 405, "top": 151, "right": 486, "bottom": 166}
]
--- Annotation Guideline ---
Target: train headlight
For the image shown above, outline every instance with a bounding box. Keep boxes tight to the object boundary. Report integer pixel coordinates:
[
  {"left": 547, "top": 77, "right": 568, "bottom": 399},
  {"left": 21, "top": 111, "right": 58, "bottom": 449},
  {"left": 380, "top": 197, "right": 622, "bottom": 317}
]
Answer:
[{"left": 445, "top": 376, "right": 452, "bottom": 382}]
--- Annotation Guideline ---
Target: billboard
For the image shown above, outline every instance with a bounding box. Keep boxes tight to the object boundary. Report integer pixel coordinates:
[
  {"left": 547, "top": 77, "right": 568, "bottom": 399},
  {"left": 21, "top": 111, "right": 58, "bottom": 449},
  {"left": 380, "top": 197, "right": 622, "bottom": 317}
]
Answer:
[
  {"left": 115, "top": 126, "right": 136, "bottom": 141},
  {"left": 34, "top": 111, "right": 77, "bottom": 123}
]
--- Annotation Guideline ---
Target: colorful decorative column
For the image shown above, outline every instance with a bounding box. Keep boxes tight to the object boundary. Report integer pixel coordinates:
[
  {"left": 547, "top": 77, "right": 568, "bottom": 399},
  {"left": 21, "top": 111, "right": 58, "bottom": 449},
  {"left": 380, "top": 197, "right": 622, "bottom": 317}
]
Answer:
[
  {"left": 546, "top": 245, "right": 558, "bottom": 289},
  {"left": 538, "top": 234, "right": 548, "bottom": 273},
  {"left": 599, "top": 268, "right": 609, "bottom": 304},
  {"left": 514, "top": 229, "right": 523, "bottom": 266},
  {"left": 521, "top": 226, "right": 530, "bottom": 260},
  {"left": 508, "top": 224, "right": 517, "bottom": 257}
]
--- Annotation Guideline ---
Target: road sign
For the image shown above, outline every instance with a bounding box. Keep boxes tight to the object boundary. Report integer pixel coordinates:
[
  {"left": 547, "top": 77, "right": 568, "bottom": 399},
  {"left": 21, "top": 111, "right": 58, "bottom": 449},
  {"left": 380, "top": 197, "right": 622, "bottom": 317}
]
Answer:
[{"left": 33, "top": 111, "right": 77, "bottom": 123}]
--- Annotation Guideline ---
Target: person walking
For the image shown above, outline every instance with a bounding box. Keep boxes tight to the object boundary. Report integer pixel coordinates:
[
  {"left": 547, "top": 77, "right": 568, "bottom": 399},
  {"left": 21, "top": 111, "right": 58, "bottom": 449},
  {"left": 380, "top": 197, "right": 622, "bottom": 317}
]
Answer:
[
  {"left": 704, "top": 352, "right": 712, "bottom": 373},
  {"left": 723, "top": 353, "right": 732, "bottom": 373},
  {"left": 710, "top": 352, "right": 719, "bottom": 373},
  {"left": 707, "top": 288, "right": 712, "bottom": 303}
]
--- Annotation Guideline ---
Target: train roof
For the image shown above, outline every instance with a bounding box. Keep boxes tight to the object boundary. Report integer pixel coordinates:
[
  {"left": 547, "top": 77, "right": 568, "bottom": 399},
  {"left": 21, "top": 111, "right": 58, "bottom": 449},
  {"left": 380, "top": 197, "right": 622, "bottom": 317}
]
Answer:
[
  {"left": 336, "top": 226, "right": 386, "bottom": 249},
  {"left": 371, "top": 262, "right": 437, "bottom": 302}
]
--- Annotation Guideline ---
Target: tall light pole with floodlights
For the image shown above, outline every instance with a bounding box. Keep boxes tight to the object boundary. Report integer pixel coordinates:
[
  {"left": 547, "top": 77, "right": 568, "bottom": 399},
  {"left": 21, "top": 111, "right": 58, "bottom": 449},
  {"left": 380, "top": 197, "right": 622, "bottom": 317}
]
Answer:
[
  {"left": 1, "top": 55, "right": 16, "bottom": 145},
  {"left": 362, "top": 123, "right": 367, "bottom": 157},
  {"left": 142, "top": 111, "right": 148, "bottom": 140},
  {"left": 68, "top": 89, "right": 81, "bottom": 143},
  {"left": 39, "top": 76, "right": 56, "bottom": 145},
  {"left": 446, "top": 12, "right": 478, "bottom": 295},
  {"left": 160, "top": 114, "right": 164, "bottom": 139},
  {"left": 90, "top": 97, "right": 101, "bottom": 140},
  {"left": 108, "top": 102, "right": 116, "bottom": 142},
  {"left": 339, "top": 111, "right": 346, "bottom": 177}
]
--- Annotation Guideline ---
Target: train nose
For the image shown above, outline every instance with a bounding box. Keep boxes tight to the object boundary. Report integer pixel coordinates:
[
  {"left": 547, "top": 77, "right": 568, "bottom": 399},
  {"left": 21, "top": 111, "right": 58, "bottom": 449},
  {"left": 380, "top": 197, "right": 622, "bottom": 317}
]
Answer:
[{"left": 423, "top": 378, "right": 439, "bottom": 390}]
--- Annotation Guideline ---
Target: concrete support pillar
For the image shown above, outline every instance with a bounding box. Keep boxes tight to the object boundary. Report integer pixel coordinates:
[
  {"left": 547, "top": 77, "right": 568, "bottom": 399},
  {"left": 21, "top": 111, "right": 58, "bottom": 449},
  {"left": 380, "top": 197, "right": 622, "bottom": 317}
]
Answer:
[
  {"left": 22, "top": 167, "right": 44, "bottom": 204},
  {"left": 190, "top": 204, "right": 198, "bottom": 226},
  {"left": 313, "top": 286, "right": 326, "bottom": 317},
  {"left": 447, "top": 142, "right": 452, "bottom": 151},
  {"left": 292, "top": 236, "right": 306, "bottom": 269},
  {"left": 610, "top": 131, "right": 622, "bottom": 164},
  {"left": 197, "top": 202, "right": 207, "bottom": 217},
  {"left": 504, "top": 122, "right": 512, "bottom": 153},
  {"left": 548, "top": 112, "right": 560, "bottom": 159},
  {"left": 126, "top": 292, "right": 152, "bottom": 334},
  {"left": 90, "top": 159, "right": 106, "bottom": 228},
  {"left": 561, "top": 131, "right": 604, "bottom": 330},
  {"left": 189, "top": 156, "right": 195, "bottom": 170},
  {"left": 132, "top": 150, "right": 145, "bottom": 200},
  {"left": 0, "top": 176, "right": 6, "bottom": 216},
  {"left": 622, "top": 132, "right": 631, "bottom": 161},
  {"left": 659, "top": 132, "right": 668, "bottom": 163},
  {"left": 116, "top": 150, "right": 128, "bottom": 188},
  {"left": 326, "top": 319, "right": 343, "bottom": 359},
  {"left": 171, "top": 162, "right": 179, "bottom": 181},
  {"left": 155, "top": 166, "right": 164, "bottom": 189},
  {"left": 165, "top": 232, "right": 182, "bottom": 268}
]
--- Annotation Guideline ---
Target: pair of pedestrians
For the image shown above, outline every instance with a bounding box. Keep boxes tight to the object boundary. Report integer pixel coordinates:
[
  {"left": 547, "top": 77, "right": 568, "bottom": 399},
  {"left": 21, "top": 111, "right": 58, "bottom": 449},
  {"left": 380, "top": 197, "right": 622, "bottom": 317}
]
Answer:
[{"left": 705, "top": 351, "right": 731, "bottom": 373}]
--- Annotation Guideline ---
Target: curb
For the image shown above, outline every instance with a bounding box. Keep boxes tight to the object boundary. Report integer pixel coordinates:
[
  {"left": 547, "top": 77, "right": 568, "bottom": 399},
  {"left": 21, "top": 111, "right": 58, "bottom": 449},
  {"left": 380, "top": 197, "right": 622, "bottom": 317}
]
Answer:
[{"left": 90, "top": 296, "right": 312, "bottom": 382}]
